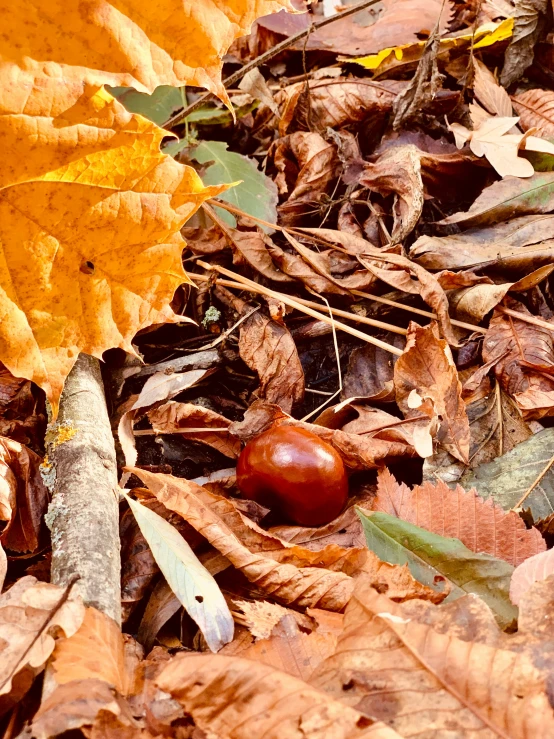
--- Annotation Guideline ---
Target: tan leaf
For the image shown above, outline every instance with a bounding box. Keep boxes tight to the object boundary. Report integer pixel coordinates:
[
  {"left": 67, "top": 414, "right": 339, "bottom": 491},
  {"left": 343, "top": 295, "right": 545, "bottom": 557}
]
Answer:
[
  {"left": 0, "top": 437, "right": 49, "bottom": 553},
  {"left": 483, "top": 298, "right": 554, "bottom": 419},
  {"left": 473, "top": 58, "right": 513, "bottom": 117},
  {"left": 148, "top": 401, "right": 240, "bottom": 459},
  {"left": 0, "top": 542, "right": 6, "bottom": 592},
  {"left": 229, "top": 229, "right": 294, "bottom": 283},
  {"left": 0, "top": 577, "right": 84, "bottom": 712},
  {"left": 513, "top": 88, "right": 554, "bottom": 136},
  {"left": 311, "top": 577, "right": 554, "bottom": 738},
  {"left": 155, "top": 652, "right": 403, "bottom": 739},
  {"left": 373, "top": 468, "right": 545, "bottom": 567},
  {"left": 50, "top": 607, "right": 130, "bottom": 696},
  {"left": 448, "top": 282, "right": 512, "bottom": 322},
  {"left": 231, "top": 599, "right": 294, "bottom": 640},
  {"left": 510, "top": 549, "right": 554, "bottom": 606},
  {"left": 131, "top": 468, "right": 355, "bottom": 611},
  {"left": 394, "top": 323, "right": 470, "bottom": 463}
]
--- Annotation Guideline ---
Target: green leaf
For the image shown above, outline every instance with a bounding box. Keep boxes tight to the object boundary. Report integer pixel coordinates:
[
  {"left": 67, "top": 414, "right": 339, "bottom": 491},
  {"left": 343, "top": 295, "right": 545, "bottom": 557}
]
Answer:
[
  {"left": 357, "top": 508, "right": 517, "bottom": 629},
  {"left": 108, "top": 85, "right": 185, "bottom": 126},
  {"left": 124, "top": 493, "right": 234, "bottom": 651},
  {"left": 461, "top": 428, "right": 554, "bottom": 521},
  {"left": 191, "top": 141, "right": 278, "bottom": 230}
]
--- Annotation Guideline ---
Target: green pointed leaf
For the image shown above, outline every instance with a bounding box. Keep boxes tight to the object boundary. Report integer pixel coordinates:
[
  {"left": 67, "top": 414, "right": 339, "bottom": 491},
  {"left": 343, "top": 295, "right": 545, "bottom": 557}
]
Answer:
[
  {"left": 108, "top": 85, "right": 185, "bottom": 126},
  {"left": 357, "top": 508, "right": 517, "bottom": 628},
  {"left": 124, "top": 493, "right": 234, "bottom": 651},
  {"left": 192, "top": 140, "right": 278, "bottom": 231}
]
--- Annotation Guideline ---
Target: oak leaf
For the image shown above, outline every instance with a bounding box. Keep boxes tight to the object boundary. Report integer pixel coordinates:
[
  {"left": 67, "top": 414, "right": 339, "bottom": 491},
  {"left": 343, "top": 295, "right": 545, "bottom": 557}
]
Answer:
[{"left": 373, "top": 469, "right": 545, "bottom": 567}]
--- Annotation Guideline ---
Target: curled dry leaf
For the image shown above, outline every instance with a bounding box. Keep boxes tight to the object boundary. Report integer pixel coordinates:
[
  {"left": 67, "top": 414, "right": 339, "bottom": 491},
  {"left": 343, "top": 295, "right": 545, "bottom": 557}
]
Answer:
[
  {"left": 342, "top": 340, "right": 401, "bottom": 402},
  {"left": 239, "top": 304, "right": 305, "bottom": 413},
  {"left": 131, "top": 468, "right": 355, "bottom": 611},
  {"left": 0, "top": 436, "right": 49, "bottom": 553},
  {"left": 510, "top": 549, "right": 554, "bottom": 606},
  {"left": 229, "top": 229, "right": 294, "bottom": 283},
  {"left": 473, "top": 58, "right": 513, "bottom": 118},
  {"left": 372, "top": 469, "right": 545, "bottom": 567},
  {"left": 148, "top": 401, "right": 240, "bottom": 459},
  {"left": 501, "top": 0, "right": 548, "bottom": 87},
  {"left": 347, "top": 144, "right": 424, "bottom": 243},
  {"left": 311, "top": 577, "right": 554, "bottom": 738},
  {"left": 0, "top": 576, "right": 84, "bottom": 715},
  {"left": 394, "top": 323, "right": 470, "bottom": 463},
  {"left": 270, "top": 132, "right": 341, "bottom": 225},
  {"left": 483, "top": 299, "right": 554, "bottom": 419},
  {"left": 155, "top": 652, "right": 403, "bottom": 739}
]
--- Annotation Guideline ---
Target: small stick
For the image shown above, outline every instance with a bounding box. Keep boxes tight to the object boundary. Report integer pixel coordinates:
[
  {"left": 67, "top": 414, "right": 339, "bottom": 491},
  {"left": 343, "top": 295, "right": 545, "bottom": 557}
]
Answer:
[
  {"left": 497, "top": 306, "right": 554, "bottom": 334},
  {"left": 165, "top": 0, "right": 381, "bottom": 127},
  {"left": 190, "top": 272, "right": 407, "bottom": 335},
  {"left": 195, "top": 261, "right": 404, "bottom": 356},
  {"left": 134, "top": 428, "right": 230, "bottom": 436},
  {"left": 510, "top": 450, "right": 554, "bottom": 512}
]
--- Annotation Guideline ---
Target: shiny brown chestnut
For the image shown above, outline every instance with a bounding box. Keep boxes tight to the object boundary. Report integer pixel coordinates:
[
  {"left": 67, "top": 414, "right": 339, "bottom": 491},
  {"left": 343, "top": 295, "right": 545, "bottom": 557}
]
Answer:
[{"left": 236, "top": 425, "right": 348, "bottom": 526}]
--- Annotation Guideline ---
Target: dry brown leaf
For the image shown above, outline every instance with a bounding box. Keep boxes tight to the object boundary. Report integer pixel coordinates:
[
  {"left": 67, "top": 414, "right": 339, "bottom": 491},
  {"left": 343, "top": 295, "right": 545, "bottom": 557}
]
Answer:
[
  {"left": 473, "top": 58, "right": 513, "bottom": 117},
  {"left": 221, "top": 613, "right": 337, "bottom": 682},
  {"left": 510, "top": 549, "right": 554, "bottom": 606},
  {"left": 513, "top": 88, "right": 554, "bottom": 136},
  {"left": 270, "top": 132, "right": 340, "bottom": 226},
  {"left": 231, "top": 598, "right": 294, "bottom": 640},
  {"left": 32, "top": 679, "right": 138, "bottom": 739},
  {"left": 0, "top": 437, "right": 49, "bottom": 553},
  {"left": 230, "top": 229, "right": 295, "bottom": 283},
  {"left": 137, "top": 580, "right": 181, "bottom": 653},
  {"left": 155, "top": 652, "right": 403, "bottom": 739},
  {"left": 131, "top": 468, "right": 355, "bottom": 611},
  {"left": 0, "top": 542, "right": 6, "bottom": 592},
  {"left": 148, "top": 401, "right": 240, "bottom": 459},
  {"left": 372, "top": 468, "right": 545, "bottom": 566},
  {"left": 483, "top": 298, "right": 554, "bottom": 419},
  {"left": 311, "top": 576, "right": 554, "bottom": 738},
  {"left": 342, "top": 341, "right": 402, "bottom": 403},
  {"left": 0, "top": 576, "right": 84, "bottom": 715},
  {"left": 276, "top": 78, "right": 400, "bottom": 135},
  {"left": 448, "top": 281, "right": 512, "bottom": 322},
  {"left": 348, "top": 145, "right": 424, "bottom": 243},
  {"left": 394, "top": 323, "right": 470, "bottom": 463},
  {"left": 0, "top": 363, "right": 45, "bottom": 450},
  {"left": 50, "top": 607, "right": 130, "bottom": 696},
  {"left": 501, "top": 0, "right": 548, "bottom": 88},
  {"left": 238, "top": 302, "right": 305, "bottom": 413}
]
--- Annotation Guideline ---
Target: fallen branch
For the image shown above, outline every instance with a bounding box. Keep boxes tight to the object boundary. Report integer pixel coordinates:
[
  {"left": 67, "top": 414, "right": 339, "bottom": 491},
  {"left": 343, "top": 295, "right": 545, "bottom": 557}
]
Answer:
[{"left": 44, "top": 354, "right": 121, "bottom": 624}]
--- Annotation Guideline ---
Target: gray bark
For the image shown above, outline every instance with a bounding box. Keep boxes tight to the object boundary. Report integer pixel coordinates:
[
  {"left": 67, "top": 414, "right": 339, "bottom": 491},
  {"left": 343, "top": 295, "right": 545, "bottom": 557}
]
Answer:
[{"left": 44, "top": 354, "right": 121, "bottom": 624}]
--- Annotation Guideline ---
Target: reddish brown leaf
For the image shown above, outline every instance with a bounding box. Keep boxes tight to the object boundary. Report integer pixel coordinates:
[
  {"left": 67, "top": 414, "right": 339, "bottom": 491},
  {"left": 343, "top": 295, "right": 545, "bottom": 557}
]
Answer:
[
  {"left": 513, "top": 88, "right": 554, "bottom": 136},
  {"left": 373, "top": 469, "right": 545, "bottom": 567}
]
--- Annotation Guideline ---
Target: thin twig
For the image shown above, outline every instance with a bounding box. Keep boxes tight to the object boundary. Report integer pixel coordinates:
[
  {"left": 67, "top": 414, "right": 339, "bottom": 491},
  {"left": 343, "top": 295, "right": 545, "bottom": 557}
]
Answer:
[
  {"left": 134, "top": 428, "right": 230, "bottom": 436},
  {"left": 194, "top": 262, "right": 404, "bottom": 356},
  {"left": 497, "top": 306, "right": 554, "bottom": 334},
  {"left": 191, "top": 272, "right": 408, "bottom": 335},
  {"left": 511, "top": 450, "right": 554, "bottom": 512},
  {"left": 164, "top": 0, "right": 382, "bottom": 128}
]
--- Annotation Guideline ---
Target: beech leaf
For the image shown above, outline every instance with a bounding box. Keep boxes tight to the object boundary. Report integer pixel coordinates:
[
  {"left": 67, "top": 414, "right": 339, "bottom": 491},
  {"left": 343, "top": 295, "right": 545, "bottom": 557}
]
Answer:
[{"left": 123, "top": 493, "right": 234, "bottom": 652}]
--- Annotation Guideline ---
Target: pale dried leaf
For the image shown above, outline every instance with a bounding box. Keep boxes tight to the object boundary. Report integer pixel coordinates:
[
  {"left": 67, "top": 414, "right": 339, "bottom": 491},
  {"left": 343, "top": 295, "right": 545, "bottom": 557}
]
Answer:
[
  {"left": 510, "top": 548, "right": 554, "bottom": 605},
  {"left": 473, "top": 58, "right": 513, "bottom": 117}
]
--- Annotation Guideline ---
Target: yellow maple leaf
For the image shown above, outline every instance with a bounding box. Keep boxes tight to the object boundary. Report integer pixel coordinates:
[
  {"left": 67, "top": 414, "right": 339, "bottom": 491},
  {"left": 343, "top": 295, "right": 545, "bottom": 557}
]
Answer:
[
  {"left": 0, "top": 85, "right": 226, "bottom": 412},
  {"left": 0, "top": 0, "right": 294, "bottom": 104}
]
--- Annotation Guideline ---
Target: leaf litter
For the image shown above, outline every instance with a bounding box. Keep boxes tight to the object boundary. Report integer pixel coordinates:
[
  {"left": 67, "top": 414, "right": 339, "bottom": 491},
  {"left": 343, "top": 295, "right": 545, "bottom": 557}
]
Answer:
[{"left": 7, "top": 0, "right": 554, "bottom": 736}]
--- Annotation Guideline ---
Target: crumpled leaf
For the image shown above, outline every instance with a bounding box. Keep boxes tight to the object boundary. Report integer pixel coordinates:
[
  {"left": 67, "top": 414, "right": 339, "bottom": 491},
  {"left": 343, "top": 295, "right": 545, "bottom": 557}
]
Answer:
[
  {"left": 192, "top": 141, "right": 278, "bottom": 229},
  {"left": 124, "top": 492, "right": 234, "bottom": 652},
  {"left": 462, "top": 428, "right": 554, "bottom": 521},
  {"left": 482, "top": 298, "right": 554, "bottom": 419},
  {"left": 310, "top": 577, "right": 554, "bottom": 737},
  {"left": 342, "top": 340, "right": 402, "bottom": 402},
  {"left": 0, "top": 437, "right": 49, "bottom": 553},
  {"left": 148, "top": 401, "right": 240, "bottom": 459},
  {"left": 0, "top": 576, "right": 84, "bottom": 714},
  {"left": 394, "top": 323, "right": 470, "bottom": 463},
  {"left": 448, "top": 115, "right": 554, "bottom": 178},
  {"left": 372, "top": 469, "right": 545, "bottom": 567},
  {"left": 501, "top": 0, "right": 548, "bottom": 87},
  {"left": 155, "top": 652, "right": 402, "bottom": 739},
  {"left": 2, "top": 0, "right": 293, "bottom": 101},
  {"left": 357, "top": 509, "right": 517, "bottom": 627},
  {"left": 473, "top": 58, "right": 513, "bottom": 118},
  {"left": 347, "top": 144, "right": 424, "bottom": 243},
  {"left": 510, "top": 548, "right": 554, "bottom": 605}
]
